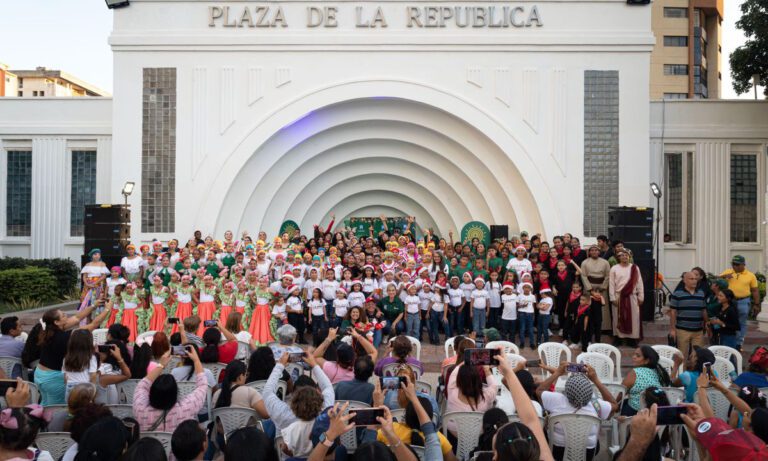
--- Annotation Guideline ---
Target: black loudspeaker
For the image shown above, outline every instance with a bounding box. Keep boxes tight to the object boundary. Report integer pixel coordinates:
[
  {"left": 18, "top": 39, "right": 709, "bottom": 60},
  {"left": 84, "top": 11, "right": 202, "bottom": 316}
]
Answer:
[
  {"left": 84, "top": 204, "right": 131, "bottom": 224},
  {"left": 608, "top": 227, "right": 653, "bottom": 242},
  {"left": 490, "top": 225, "right": 509, "bottom": 242},
  {"left": 84, "top": 239, "right": 130, "bottom": 255},
  {"left": 608, "top": 207, "right": 654, "bottom": 227},
  {"left": 83, "top": 222, "right": 131, "bottom": 240},
  {"left": 626, "top": 0, "right": 650, "bottom": 4},
  {"left": 623, "top": 242, "right": 653, "bottom": 260},
  {"left": 635, "top": 259, "right": 656, "bottom": 321}
]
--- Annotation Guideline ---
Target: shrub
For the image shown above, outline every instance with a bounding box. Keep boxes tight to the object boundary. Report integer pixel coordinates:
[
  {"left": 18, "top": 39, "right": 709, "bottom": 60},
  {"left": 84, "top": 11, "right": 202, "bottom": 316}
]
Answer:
[
  {"left": 0, "top": 257, "right": 79, "bottom": 297},
  {"left": 0, "top": 267, "right": 58, "bottom": 305}
]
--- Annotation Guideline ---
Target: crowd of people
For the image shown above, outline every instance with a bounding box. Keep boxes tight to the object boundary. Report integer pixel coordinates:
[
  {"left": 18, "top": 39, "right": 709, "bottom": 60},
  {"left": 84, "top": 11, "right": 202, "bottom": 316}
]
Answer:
[{"left": 0, "top": 218, "right": 762, "bottom": 460}]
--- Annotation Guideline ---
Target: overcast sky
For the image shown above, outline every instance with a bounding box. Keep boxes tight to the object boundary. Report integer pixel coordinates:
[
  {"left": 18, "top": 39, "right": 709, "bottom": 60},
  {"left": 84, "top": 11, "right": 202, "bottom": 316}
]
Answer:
[{"left": 0, "top": 0, "right": 757, "bottom": 98}]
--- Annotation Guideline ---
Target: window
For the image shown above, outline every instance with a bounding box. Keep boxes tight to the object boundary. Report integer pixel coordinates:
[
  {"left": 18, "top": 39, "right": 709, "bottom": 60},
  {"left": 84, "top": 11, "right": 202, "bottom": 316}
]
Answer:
[
  {"left": 6, "top": 151, "right": 32, "bottom": 237},
  {"left": 39, "top": 91, "right": 44, "bottom": 97},
  {"left": 731, "top": 154, "right": 758, "bottom": 242},
  {"left": 17, "top": 78, "right": 23, "bottom": 88},
  {"left": 32, "top": 91, "right": 38, "bottom": 97},
  {"left": 664, "top": 64, "right": 689, "bottom": 76},
  {"left": 664, "top": 152, "right": 694, "bottom": 243},
  {"left": 16, "top": 91, "right": 22, "bottom": 97},
  {"left": 664, "top": 93, "right": 688, "bottom": 99},
  {"left": 664, "top": 36, "right": 688, "bottom": 47},
  {"left": 70, "top": 150, "right": 97, "bottom": 236},
  {"left": 664, "top": 7, "right": 688, "bottom": 18}
]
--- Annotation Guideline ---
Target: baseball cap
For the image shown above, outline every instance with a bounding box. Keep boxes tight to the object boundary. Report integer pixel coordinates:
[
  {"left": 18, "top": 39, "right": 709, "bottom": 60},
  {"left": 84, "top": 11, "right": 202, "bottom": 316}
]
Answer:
[
  {"left": 695, "top": 418, "right": 768, "bottom": 461},
  {"left": 732, "top": 255, "right": 746, "bottom": 265}
]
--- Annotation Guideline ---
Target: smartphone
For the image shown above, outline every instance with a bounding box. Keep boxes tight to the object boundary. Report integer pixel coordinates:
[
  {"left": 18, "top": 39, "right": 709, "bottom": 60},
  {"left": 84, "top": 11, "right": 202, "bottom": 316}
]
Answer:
[
  {"left": 351, "top": 408, "right": 385, "bottom": 426},
  {"left": 380, "top": 376, "right": 406, "bottom": 391},
  {"left": 525, "top": 359, "right": 541, "bottom": 368},
  {"left": 464, "top": 348, "right": 500, "bottom": 367},
  {"left": 97, "top": 344, "right": 114, "bottom": 354},
  {"left": 203, "top": 319, "right": 217, "bottom": 328},
  {"left": 167, "top": 317, "right": 180, "bottom": 324},
  {"left": 0, "top": 380, "right": 16, "bottom": 396},
  {"left": 172, "top": 345, "right": 188, "bottom": 356},
  {"left": 656, "top": 405, "right": 687, "bottom": 425},
  {"left": 566, "top": 363, "right": 587, "bottom": 373},
  {"left": 703, "top": 362, "right": 714, "bottom": 379},
  {"left": 288, "top": 352, "right": 305, "bottom": 363}
]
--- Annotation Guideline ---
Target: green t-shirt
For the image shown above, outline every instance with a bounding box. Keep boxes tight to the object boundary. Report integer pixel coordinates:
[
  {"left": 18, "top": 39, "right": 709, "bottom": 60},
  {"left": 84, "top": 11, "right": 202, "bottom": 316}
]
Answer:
[{"left": 378, "top": 297, "right": 405, "bottom": 322}]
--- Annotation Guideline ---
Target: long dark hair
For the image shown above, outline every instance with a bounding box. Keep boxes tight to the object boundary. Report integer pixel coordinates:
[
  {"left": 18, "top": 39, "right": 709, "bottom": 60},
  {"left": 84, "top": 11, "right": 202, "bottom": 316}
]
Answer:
[
  {"left": 404, "top": 397, "right": 433, "bottom": 446},
  {"left": 493, "top": 422, "right": 540, "bottom": 461},
  {"left": 149, "top": 374, "right": 178, "bottom": 411},
  {"left": 639, "top": 345, "right": 671, "bottom": 387},
  {"left": 201, "top": 328, "right": 222, "bottom": 363},
  {"left": 456, "top": 364, "right": 485, "bottom": 410},
  {"left": 38, "top": 309, "right": 62, "bottom": 346},
  {"left": 130, "top": 343, "right": 152, "bottom": 380},
  {"left": 64, "top": 329, "right": 95, "bottom": 372},
  {"left": 216, "top": 361, "right": 246, "bottom": 409},
  {"left": 246, "top": 347, "right": 276, "bottom": 383}
]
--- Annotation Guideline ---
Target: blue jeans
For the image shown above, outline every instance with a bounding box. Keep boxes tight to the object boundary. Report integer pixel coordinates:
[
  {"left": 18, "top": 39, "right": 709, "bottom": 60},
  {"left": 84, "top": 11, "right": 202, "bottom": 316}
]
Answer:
[
  {"left": 501, "top": 319, "right": 517, "bottom": 342},
  {"left": 448, "top": 305, "right": 463, "bottom": 336},
  {"left": 406, "top": 313, "right": 420, "bottom": 338},
  {"left": 721, "top": 334, "right": 739, "bottom": 349},
  {"left": 488, "top": 307, "right": 501, "bottom": 329},
  {"left": 537, "top": 314, "right": 551, "bottom": 344},
  {"left": 382, "top": 319, "right": 406, "bottom": 337},
  {"left": 428, "top": 310, "right": 446, "bottom": 343},
  {"left": 736, "top": 297, "right": 750, "bottom": 346},
  {"left": 472, "top": 308, "right": 486, "bottom": 336},
  {"left": 518, "top": 312, "right": 534, "bottom": 347},
  {"left": 311, "top": 315, "right": 327, "bottom": 335}
]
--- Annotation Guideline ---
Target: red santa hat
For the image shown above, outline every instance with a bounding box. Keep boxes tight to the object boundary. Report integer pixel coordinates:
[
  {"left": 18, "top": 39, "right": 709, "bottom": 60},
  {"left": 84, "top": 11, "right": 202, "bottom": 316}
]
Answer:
[
  {"left": 287, "top": 284, "right": 298, "bottom": 293},
  {"left": 282, "top": 271, "right": 294, "bottom": 280},
  {"left": 474, "top": 276, "right": 486, "bottom": 284},
  {"left": 502, "top": 281, "right": 515, "bottom": 290}
]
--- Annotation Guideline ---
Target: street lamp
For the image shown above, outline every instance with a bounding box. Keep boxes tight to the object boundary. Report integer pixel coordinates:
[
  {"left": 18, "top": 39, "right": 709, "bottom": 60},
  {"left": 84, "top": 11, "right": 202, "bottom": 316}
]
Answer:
[
  {"left": 650, "top": 183, "right": 662, "bottom": 317},
  {"left": 121, "top": 181, "right": 135, "bottom": 206},
  {"left": 754, "top": 74, "right": 761, "bottom": 100}
]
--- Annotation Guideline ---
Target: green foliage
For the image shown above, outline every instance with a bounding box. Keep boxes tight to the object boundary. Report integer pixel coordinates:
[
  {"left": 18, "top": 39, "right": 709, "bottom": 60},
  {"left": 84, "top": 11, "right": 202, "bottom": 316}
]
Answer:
[
  {"left": 729, "top": 0, "right": 768, "bottom": 97},
  {"left": 0, "top": 257, "right": 79, "bottom": 298},
  {"left": 0, "top": 267, "right": 58, "bottom": 306}
]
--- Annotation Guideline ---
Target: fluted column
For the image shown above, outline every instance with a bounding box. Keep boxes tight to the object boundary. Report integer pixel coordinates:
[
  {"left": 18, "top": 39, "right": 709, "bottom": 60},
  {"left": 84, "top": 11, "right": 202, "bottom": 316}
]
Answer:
[
  {"left": 31, "top": 137, "right": 67, "bottom": 258},
  {"left": 694, "top": 141, "right": 729, "bottom": 271}
]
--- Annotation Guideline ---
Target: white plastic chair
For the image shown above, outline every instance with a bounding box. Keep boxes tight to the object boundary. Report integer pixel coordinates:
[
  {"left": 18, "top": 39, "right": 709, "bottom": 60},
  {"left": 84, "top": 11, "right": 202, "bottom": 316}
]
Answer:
[
  {"left": 506, "top": 353, "right": 527, "bottom": 369},
  {"left": 116, "top": 379, "right": 140, "bottom": 404},
  {"left": 92, "top": 328, "right": 109, "bottom": 345},
  {"left": 142, "top": 432, "right": 173, "bottom": 457},
  {"left": 695, "top": 387, "right": 732, "bottom": 421},
  {"left": 576, "top": 352, "right": 615, "bottom": 384},
  {"left": 445, "top": 336, "right": 474, "bottom": 359},
  {"left": 236, "top": 340, "right": 251, "bottom": 360},
  {"left": 709, "top": 345, "right": 742, "bottom": 374},
  {"left": 27, "top": 381, "right": 40, "bottom": 405},
  {"left": 604, "top": 384, "right": 627, "bottom": 401},
  {"left": 390, "top": 408, "right": 406, "bottom": 422},
  {"left": 712, "top": 356, "right": 735, "bottom": 385},
  {"left": 176, "top": 380, "right": 198, "bottom": 400},
  {"left": 587, "top": 343, "right": 622, "bottom": 382},
  {"left": 162, "top": 356, "right": 182, "bottom": 374},
  {"left": 485, "top": 341, "right": 520, "bottom": 356},
  {"left": 202, "top": 362, "right": 228, "bottom": 380},
  {"left": 538, "top": 343, "right": 572, "bottom": 376},
  {"left": 107, "top": 404, "right": 134, "bottom": 419},
  {"left": 652, "top": 345, "right": 683, "bottom": 362},
  {"left": 660, "top": 387, "right": 686, "bottom": 405},
  {"left": 0, "top": 357, "right": 27, "bottom": 380},
  {"left": 546, "top": 413, "right": 602, "bottom": 461},
  {"left": 415, "top": 380, "right": 432, "bottom": 395},
  {"left": 212, "top": 407, "right": 261, "bottom": 440},
  {"left": 441, "top": 411, "right": 484, "bottom": 461},
  {"left": 35, "top": 432, "right": 74, "bottom": 461},
  {"left": 381, "top": 362, "right": 422, "bottom": 379},
  {"left": 658, "top": 357, "right": 675, "bottom": 377},
  {"left": 135, "top": 330, "right": 157, "bottom": 345},
  {"left": 246, "top": 380, "right": 288, "bottom": 400},
  {"left": 43, "top": 404, "right": 68, "bottom": 414},
  {"left": 337, "top": 400, "right": 371, "bottom": 453},
  {"left": 388, "top": 335, "right": 422, "bottom": 361}
]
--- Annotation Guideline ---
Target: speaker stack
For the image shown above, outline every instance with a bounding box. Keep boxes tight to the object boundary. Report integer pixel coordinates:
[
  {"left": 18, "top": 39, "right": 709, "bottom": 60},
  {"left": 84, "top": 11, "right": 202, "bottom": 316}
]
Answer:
[
  {"left": 490, "top": 225, "right": 509, "bottom": 242},
  {"left": 82, "top": 204, "right": 131, "bottom": 269},
  {"left": 608, "top": 206, "right": 655, "bottom": 321}
]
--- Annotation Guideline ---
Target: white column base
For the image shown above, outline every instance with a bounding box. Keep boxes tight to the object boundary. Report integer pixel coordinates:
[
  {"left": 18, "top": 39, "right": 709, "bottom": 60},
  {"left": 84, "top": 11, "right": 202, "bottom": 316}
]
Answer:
[{"left": 757, "top": 300, "right": 768, "bottom": 333}]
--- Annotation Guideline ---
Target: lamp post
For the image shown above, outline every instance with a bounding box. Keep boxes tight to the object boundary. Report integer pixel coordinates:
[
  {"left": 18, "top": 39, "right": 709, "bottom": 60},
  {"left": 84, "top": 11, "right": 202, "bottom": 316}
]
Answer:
[
  {"left": 650, "top": 182, "right": 662, "bottom": 317},
  {"left": 121, "top": 181, "right": 135, "bottom": 206},
  {"left": 754, "top": 74, "right": 761, "bottom": 100}
]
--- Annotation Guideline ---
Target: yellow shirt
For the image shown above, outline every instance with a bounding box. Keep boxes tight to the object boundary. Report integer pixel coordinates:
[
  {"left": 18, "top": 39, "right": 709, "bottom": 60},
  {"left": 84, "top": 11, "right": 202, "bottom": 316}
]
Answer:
[
  {"left": 720, "top": 269, "right": 758, "bottom": 299},
  {"left": 377, "top": 422, "right": 453, "bottom": 456}
]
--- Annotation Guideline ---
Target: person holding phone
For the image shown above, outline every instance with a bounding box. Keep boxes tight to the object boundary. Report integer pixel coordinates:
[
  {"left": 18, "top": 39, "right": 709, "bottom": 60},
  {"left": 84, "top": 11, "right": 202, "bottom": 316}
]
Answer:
[
  {"left": 621, "top": 346, "right": 672, "bottom": 416},
  {"left": 95, "top": 342, "right": 132, "bottom": 404},
  {"left": 199, "top": 319, "right": 238, "bottom": 375},
  {"left": 670, "top": 346, "right": 717, "bottom": 402},
  {"left": 445, "top": 355, "right": 498, "bottom": 437}
]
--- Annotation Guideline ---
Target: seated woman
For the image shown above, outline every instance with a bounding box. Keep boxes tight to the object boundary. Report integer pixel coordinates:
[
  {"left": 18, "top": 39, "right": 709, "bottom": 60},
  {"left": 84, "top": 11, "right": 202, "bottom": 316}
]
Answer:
[
  {"left": 196, "top": 320, "right": 239, "bottom": 376},
  {"left": 47, "top": 383, "right": 96, "bottom": 432},
  {"left": 340, "top": 306, "right": 374, "bottom": 344},
  {"left": 95, "top": 342, "right": 132, "bottom": 404},
  {"left": 224, "top": 426, "right": 279, "bottom": 461},
  {"left": 734, "top": 346, "right": 768, "bottom": 388},
  {"left": 132, "top": 345, "right": 209, "bottom": 432},
  {"left": 382, "top": 366, "right": 440, "bottom": 427},
  {"left": 374, "top": 335, "right": 423, "bottom": 377},
  {"left": 445, "top": 361, "right": 498, "bottom": 439},
  {"left": 670, "top": 346, "right": 717, "bottom": 402},
  {"left": 0, "top": 382, "right": 53, "bottom": 461},
  {"left": 313, "top": 327, "right": 377, "bottom": 384},
  {"left": 621, "top": 345, "right": 671, "bottom": 416},
  {"left": 147, "top": 331, "right": 170, "bottom": 374},
  {"left": 169, "top": 344, "right": 216, "bottom": 422},
  {"left": 225, "top": 312, "right": 252, "bottom": 359},
  {"left": 495, "top": 368, "right": 544, "bottom": 418}
]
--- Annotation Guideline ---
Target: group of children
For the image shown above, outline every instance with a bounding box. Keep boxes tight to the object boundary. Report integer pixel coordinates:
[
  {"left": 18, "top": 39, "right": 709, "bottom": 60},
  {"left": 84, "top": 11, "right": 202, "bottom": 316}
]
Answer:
[{"left": 79, "top": 227, "right": 609, "bottom": 351}]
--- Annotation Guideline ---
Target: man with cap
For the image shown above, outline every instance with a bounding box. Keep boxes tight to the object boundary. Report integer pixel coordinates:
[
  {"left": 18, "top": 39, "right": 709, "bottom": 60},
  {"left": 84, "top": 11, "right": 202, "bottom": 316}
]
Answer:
[
  {"left": 720, "top": 255, "right": 760, "bottom": 350},
  {"left": 679, "top": 402, "right": 768, "bottom": 461},
  {"left": 581, "top": 245, "right": 612, "bottom": 333}
]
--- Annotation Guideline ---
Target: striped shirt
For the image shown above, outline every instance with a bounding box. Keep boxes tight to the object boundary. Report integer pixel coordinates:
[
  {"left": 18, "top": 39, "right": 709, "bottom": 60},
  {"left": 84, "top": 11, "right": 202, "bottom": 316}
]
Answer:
[{"left": 669, "top": 287, "right": 707, "bottom": 331}]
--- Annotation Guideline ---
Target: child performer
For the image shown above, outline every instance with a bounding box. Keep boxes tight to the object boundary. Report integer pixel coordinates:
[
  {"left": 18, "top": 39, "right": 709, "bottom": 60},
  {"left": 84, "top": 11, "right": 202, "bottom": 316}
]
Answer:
[
  {"left": 148, "top": 275, "right": 170, "bottom": 332},
  {"left": 248, "top": 276, "right": 274, "bottom": 345},
  {"left": 195, "top": 274, "right": 217, "bottom": 335}
]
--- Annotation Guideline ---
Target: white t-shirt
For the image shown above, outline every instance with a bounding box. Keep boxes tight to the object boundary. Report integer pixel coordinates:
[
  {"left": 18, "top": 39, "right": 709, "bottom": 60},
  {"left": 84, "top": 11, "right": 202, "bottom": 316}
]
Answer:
[
  {"left": 322, "top": 280, "right": 339, "bottom": 300},
  {"left": 404, "top": 295, "right": 421, "bottom": 314},
  {"left": 308, "top": 299, "right": 326, "bottom": 317},
  {"left": 517, "top": 293, "right": 536, "bottom": 314},
  {"left": 447, "top": 288, "right": 464, "bottom": 307},
  {"left": 95, "top": 363, "right": 120, "bottom": 405},
  {"left": 471, "top": 289, "right": 490, "bottom": 309},
  {"left": 538, "top": 297, "right": 554, "bottom": 315},
  {"left": 348, "top": 291, "right": 366, "bottom": 308},
  {"left": 430, "top": 293, "right": 447, "bottom": 312},
  {"left": 486, "top": 281, "right": 502, "bottom": 308},
  {"left": 506, "top": 257, "right": 533, "bottom": 276},
  {"left": 106, "top": 277, "right": 127, "bottom": 297},
  {"left": 541, "top": 391, "right": 612, "bottom": 448},
  {"left": 460, "top": 283, "right": 475, "bottom": 301},
  {"left": 418, "top": 291, "right": 432, "bottom": 311},
  {"left": 362, "top": 278, "right": 379, "bottom": 293},
  {"left": 501, "top": 293, "right": 518, "bottom": 320},
  {"left": 333, "top": 298, "right": 350, "bottom": 317},
  {"left": 304, "top": 279, "right": 323, "bottom": 299},
  {"left": 64, "top": 355, "right": 97, "bottom": 386},
  {"left": 272, "top": 303, "right": 287, "bottom": 318},
  {"left": 286, "top": 296, "right": 302, "bottom": 314}
]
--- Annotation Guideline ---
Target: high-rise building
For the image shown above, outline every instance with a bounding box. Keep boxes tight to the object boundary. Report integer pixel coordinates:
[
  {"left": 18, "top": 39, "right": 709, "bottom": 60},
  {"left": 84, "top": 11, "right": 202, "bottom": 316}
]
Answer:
[
  {"left": 1, "top": 66, "right": 109, "bottom": 97},
  {"left": 650, "top": 0, "right": 723, "bottom": 100}
]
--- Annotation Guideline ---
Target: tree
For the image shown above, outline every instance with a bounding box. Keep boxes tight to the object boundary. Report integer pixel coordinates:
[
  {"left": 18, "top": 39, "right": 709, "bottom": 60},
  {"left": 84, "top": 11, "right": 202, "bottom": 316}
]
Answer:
[{"left": 729, "top": 0, "right": 768, "bottom": 97}]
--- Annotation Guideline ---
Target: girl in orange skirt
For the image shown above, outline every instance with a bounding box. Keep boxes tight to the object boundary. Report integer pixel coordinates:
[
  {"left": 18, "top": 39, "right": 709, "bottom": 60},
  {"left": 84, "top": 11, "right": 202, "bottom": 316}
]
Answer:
[
  {"left": 119, "top": 283, "right": 143, "bottom": 342},
  {"left": 195, "top": 275, "right": 217, "bottom": 335},
  {"left": 171, "top": 275, "right": 195, "bottom": 334},
  {"left": 217, "top": 281, "right": 236, "bottom": 324},
  {"left": 106, "top": 284, "right": 124, "bottom": 327},
  {"left": 247, "top": 276, "right": 274, "bottom": 345},
  {"left": 235, "top": 280, "right": 249, "bottom": 316},
  {"left": 149, "top": 275, "right": 170, "bottom": 332}
]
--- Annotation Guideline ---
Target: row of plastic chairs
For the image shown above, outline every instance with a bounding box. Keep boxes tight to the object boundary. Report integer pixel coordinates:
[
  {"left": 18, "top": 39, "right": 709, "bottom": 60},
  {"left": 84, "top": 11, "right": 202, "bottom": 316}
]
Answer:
[{"left": 36, "top": 430, "right": 173, "bottom": 460}]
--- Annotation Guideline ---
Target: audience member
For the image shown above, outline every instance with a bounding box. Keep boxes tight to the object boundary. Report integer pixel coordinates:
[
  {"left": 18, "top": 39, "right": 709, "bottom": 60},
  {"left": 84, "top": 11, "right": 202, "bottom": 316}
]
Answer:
[
  {"left": 171, "top": 419, "right": 207, "bottom": 461},
  {"left": 621, "top": 345, "right": 671, "bottom": 416},
  {"left": 0, "top": 317, "right": 24, "bottom": 378},
  {"left": 374, "top": 335, "right": 423, "bottom": 377}
]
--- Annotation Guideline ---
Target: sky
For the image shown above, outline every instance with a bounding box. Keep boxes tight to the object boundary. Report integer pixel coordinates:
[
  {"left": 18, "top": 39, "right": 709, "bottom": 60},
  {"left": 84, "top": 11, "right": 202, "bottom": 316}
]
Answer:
[{"left": 0, "top": 0, "right": 757, "bottom": 98}]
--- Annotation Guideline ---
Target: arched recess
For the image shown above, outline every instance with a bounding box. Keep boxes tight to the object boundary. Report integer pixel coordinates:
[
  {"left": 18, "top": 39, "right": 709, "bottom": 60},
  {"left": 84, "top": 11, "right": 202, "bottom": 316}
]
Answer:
[{"left": 202, "top": 81, "right": 559, "bottom": 238}]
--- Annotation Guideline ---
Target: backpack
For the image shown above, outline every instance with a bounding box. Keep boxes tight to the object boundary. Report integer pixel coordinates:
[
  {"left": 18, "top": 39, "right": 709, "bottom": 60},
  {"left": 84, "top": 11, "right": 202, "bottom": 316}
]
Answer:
[{"left": 749, "top": 346, "right": 768, "bottom": 370}]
